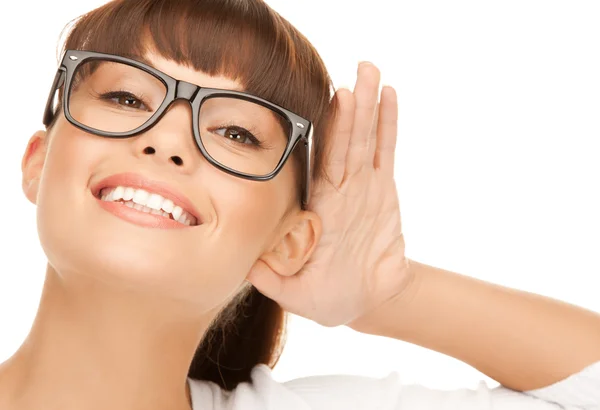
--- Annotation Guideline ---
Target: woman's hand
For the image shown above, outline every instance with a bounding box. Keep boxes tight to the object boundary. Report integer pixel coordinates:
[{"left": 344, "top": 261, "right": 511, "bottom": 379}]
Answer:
[{"left": 247, "top": 62, "right": 413, "bottom": 328}]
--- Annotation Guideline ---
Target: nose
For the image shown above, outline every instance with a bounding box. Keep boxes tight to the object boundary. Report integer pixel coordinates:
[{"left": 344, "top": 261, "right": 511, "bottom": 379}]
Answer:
[{"left": 131, "top": 100, "right": 200, "bottom": 174}]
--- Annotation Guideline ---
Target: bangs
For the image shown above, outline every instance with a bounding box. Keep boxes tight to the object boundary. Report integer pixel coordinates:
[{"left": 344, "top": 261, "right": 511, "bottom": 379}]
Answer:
[{"left": 61, "top": 0, "right": 330, "bottom": 124}]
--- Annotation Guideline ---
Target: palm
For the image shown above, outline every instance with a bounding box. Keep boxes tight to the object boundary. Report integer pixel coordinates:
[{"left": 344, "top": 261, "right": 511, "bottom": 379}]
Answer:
[
  {"left": 248, "top": 63, "right": 411, "bottom": 327},
  {"left": 299, "top": 166, "right": 406, "bottom": 327}
]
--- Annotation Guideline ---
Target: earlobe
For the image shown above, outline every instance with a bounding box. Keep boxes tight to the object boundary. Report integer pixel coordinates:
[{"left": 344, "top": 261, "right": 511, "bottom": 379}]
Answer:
[
  {"left": 246, "top": 211, "right": 322, "bottom": 294},
  {"left": 22, "top": 131, "right": 48, "bottom": 205}
]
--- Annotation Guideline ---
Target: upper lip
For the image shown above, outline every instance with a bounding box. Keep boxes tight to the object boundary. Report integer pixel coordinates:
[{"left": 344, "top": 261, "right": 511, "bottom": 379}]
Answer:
[{"left": 91, "top": 172, "right": 203, "bottom": 225}]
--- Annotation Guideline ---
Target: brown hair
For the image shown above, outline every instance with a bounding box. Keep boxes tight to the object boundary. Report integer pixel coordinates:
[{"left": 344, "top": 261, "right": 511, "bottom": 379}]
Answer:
[{"left": 49, "top": 0, "right": 338, "bottom": 391}]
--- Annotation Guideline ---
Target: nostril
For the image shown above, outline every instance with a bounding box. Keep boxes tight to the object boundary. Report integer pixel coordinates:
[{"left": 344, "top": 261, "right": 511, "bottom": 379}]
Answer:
[
  {"left": 171, "top": 156, "right": 183, "bottom": 166},
  {"left": 143, "top": 146, "right": 155, "bottom": 154}
]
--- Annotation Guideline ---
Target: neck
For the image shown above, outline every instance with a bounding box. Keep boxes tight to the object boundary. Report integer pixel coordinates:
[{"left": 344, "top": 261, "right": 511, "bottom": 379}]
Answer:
[{"left": 0, "top": 263, "right": 212, "bottom": 410}]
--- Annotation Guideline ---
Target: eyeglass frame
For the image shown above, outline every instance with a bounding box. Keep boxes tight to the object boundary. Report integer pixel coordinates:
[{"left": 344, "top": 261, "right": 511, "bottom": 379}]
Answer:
[{"left": 42, "top": 49, "right": 315, "bottom": 209}]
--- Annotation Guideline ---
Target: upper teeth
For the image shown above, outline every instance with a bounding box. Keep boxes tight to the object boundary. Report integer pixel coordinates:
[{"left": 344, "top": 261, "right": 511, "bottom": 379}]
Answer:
[{"left": 100, "top": 186, "right": 198, "bottom": 226}]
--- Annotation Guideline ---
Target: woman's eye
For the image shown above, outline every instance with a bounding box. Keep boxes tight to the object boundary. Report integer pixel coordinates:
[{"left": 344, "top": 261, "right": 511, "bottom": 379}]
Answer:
[
  {"left": 100, "top": 91, "right": 149, "bottom": 111},
  {"left": 214, "top": 126, "right": 258, "bottom": 146},
  {"left": 117, "top": 95, "right": 142, "bottom": 109}
]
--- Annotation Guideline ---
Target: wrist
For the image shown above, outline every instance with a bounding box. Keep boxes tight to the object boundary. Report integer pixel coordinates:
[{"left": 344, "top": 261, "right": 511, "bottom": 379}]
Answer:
[{"left": 347, "top": 258, "right": 422, "bottom": 335}]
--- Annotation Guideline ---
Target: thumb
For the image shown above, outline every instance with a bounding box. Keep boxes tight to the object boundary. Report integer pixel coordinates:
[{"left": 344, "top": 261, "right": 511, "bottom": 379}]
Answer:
[{"left": 245, "top": 259, "right": 284, "bottom": 300}]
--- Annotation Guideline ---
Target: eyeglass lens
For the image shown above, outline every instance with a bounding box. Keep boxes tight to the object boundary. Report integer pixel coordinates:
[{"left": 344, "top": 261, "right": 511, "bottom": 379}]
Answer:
[{"left": 66, "top": 60, "right": 292, "bottom": 176}]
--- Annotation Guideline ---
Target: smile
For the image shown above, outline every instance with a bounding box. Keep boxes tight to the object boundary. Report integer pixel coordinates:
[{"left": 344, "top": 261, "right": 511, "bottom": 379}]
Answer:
[
  {"left": 99, "top": 186, "right": 198, "bottom": 226},
  {"left": 90, "top": 172, "right": 204, "bottom": 230}
]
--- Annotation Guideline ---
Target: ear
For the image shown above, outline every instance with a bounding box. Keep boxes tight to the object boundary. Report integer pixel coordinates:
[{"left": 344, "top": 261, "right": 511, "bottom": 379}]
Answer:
[
  {"left": 246, "top": 210, "right": 322, "bottom": 296},
  {"left": 22, "top": 130, "right": 48, "bottom": 205}
]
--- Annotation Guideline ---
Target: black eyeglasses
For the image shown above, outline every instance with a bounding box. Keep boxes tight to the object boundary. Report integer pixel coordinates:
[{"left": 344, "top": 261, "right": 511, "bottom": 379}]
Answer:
[{"left": 42, "top": 50, "right": 314, "bottom": 208}]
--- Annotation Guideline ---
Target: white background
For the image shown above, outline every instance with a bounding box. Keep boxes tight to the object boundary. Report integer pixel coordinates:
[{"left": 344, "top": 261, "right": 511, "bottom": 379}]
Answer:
[{"left": 0, "top": 0, "right": 599, "bottom": 390}]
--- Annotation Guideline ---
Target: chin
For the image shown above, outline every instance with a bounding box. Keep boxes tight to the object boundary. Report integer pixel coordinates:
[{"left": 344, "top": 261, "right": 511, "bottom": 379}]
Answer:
[
  {"left": 34, "top": 181, "right": 242, "bottom": 311},
  {"left": 36, "top": 187, "right": 181, "bottom": 289}
]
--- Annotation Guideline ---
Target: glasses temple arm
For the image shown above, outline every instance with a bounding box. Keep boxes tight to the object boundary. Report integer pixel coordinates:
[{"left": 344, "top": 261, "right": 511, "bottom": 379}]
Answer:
[
  {"left": 301, "top": 124, "right": 314, "bottom": 209},
  {"left": 42, "top": 69, "right": 66, "bottom": 127}
]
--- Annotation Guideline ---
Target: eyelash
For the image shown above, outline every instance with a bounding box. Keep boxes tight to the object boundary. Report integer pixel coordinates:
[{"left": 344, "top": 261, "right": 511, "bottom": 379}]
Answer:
[
  {"left": 97, "top": 90, "right": 153, "bottom": 112},
  {"left": 208, "top": 123, "right": 265, "bottom": 149}
]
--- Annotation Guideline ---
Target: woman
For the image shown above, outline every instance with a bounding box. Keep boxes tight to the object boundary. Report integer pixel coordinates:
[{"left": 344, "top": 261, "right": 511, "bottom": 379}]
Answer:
[{"left": 0, "top": 0, "right": 598, "bottom": 409}]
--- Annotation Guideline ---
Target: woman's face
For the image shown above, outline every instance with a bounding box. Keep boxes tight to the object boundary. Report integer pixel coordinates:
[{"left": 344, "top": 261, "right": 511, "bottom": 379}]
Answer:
[{"left": 23, "top": 52, "right": 316, "bottom": 315}]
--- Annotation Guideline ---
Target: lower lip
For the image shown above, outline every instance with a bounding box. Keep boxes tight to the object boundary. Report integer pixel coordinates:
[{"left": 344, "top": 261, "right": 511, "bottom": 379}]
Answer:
[{"left": 94, "top": 195, "right": 194, "bottom": 229}]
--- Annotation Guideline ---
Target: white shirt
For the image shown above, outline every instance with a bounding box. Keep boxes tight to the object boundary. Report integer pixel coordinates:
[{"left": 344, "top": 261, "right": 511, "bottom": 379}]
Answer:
[{"left": 187, "top": 360, "right": 600, "bottom": 409}]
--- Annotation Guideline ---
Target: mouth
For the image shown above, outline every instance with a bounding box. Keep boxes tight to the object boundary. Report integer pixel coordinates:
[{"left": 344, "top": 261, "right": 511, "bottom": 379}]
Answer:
[
  {"left": 95, "top": 186, "right": 198, "bottom": 226},
  {"left": 91, "top": 173, "right": 203, "bottom": 227}
]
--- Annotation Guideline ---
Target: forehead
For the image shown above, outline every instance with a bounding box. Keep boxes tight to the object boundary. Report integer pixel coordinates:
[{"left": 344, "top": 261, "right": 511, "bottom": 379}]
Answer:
[{"left": 141, "top": 51, "right": 245, "bottom": 92}]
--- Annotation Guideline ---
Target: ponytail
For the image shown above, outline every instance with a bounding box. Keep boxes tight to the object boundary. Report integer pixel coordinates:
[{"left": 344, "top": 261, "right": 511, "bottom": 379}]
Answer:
[{"left": 188, "top": 285, "right": 287, "bottom": 391}]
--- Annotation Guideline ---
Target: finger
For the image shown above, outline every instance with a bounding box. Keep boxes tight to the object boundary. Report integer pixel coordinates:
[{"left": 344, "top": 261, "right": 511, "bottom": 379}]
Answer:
[
  {"left": 345, "top": 62, "right": 381, "bottom": 178},
  {"left": 326, "top": 88, "right": 355, "bottom": 187},
  {"left": 367, "top": 101, "right": 380, "bottom": 167},
  {"left": 373, "top": 86, "right": 398, "bottom": 176},
  {"left": 245, "top": 259, "right": 301, "bottom": 311},
  {"left": 245, "top": 259, "right": 285, "bottom": 300}
]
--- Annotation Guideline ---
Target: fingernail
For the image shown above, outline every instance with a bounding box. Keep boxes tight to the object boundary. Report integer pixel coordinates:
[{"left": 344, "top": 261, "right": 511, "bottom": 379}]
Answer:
[{"left": 359, "top": 61, "right": 373, "bottom": 68}]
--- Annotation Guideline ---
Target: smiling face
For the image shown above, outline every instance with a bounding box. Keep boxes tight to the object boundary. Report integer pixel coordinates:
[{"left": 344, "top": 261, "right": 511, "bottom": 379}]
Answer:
[{"left": 22, "top": 52, "right": 319, "bottom": 315}]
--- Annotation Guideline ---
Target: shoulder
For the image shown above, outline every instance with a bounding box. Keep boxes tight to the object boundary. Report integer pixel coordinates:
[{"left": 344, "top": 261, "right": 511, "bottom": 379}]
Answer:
[
  {"left": 187, "top": 364, "right": 313, "bottom": 410},
  {"left": 187, "top": 361, "right": 600, "bottom": 410},
  {"left": 281, "top": 369, "right": 402, "bottom": 409},
  {"left": 186, "top": 365, "right": 424, "bottom": 410},
  {"left": 281, "top": 361, "right": 600, "bottom": 410}
]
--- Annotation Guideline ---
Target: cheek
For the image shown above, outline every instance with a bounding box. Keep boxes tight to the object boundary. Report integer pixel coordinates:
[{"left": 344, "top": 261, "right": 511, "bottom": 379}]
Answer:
[
  {"left": 208, "top": 166, "right": 294, "bottom": 256},
  {"left": 211, "top": 179, "right": 279, "bottom": 247},
  {"left": 38, "top": 124, "right": 109, "bottom": 213},
  {"left": 35, "top": 125, "right": 112, "bottom": 271}
]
